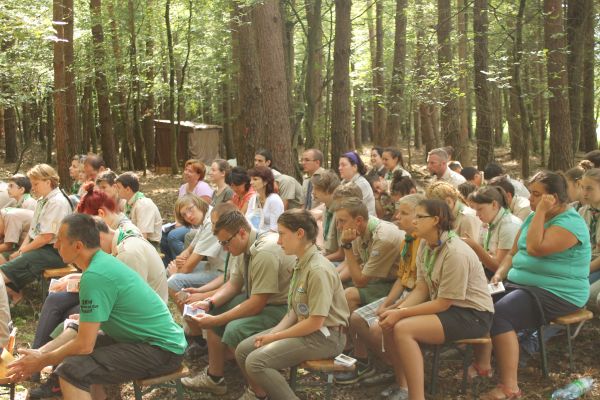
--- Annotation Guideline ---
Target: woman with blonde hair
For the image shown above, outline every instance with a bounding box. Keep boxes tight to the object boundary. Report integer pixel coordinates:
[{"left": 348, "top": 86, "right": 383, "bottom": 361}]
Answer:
[
  {"left": 426, "top": 181, "right": 481, "bottom": 240},
  {"left": 0, "top": 164, "right": 73, "bottom": 305}
]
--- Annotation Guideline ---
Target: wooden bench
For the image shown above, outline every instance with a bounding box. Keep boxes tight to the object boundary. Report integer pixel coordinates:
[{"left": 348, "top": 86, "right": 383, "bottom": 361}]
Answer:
[
  {"left": 40, "top": 264, "right": 79, "bottom": 300},
  {"left": 132, "top": 365, "right": 189, "bottom": 400},
  {"left": 429, "top": 337, "right": 492, "bottom": 396},
  {"left": 538, "top": 308, "right": 594, "bottom": 376},
  {"left": 289, "top": 359, "right": 355, "bottom": 400}
]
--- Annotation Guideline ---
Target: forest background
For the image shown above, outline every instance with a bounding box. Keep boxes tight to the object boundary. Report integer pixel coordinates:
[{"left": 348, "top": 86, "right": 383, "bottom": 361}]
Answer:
[{"left": 0, "top": 0, "right": 599, "bottom": 185}]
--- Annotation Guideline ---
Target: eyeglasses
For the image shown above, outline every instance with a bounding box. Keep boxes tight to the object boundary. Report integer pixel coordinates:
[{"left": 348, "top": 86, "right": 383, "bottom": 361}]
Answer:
[
  {"left": 219, "top": 231, "right": 238, "bottom": 247},
  {"left": 181, "top": 205, "right": 197, "bottom": 217},
  {"left": 301, "top": 158, "right": 315, "bottom": 162},
  {"left": 415, "top": 214, "right": 434, "bottom": 219}
]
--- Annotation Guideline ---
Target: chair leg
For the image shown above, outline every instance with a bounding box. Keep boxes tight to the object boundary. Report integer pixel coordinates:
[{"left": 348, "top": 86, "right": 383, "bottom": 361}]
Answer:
[
  {"left": 325, "top": 372, "right": 333, "bottom": 400},
  {"left": 10, "top": 383, "right": 15, "bottom": 400},
  {"left": 538, "top": 326, "right": 548, "bottom": 377},
  {"left": 133, "top": 382, "right": 143, "bottom": 400},
  {"left": 289, "top": 365, "right": 298, "bottom": 392},
  {"left": 565, "top": 324, "right": 573, "bottom": 371},
  {"left": 461, "top": 344, "right": 472, "bottom": 394},
  {"left": 429, "top": 345, "right": 441, "bottom": 395}
]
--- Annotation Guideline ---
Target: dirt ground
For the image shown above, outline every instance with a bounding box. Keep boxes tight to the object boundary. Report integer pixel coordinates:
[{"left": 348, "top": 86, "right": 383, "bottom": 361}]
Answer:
[{"left": 3, "top": 144, "right": 600, "bottom": 399}]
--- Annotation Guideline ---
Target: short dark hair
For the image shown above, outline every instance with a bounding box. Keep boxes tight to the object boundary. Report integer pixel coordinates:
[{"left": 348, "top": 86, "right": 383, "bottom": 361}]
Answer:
[
  {"left": 229, "top": 167, "right": 251, "bottom": 191},
  {"left": 488, "top": 176, "right": 515, "bottom": 197},
  {"left": 461, "top": 166, "right": 479, "bottom": 181},
  {"left": 256, "top": 148, "right": 274, "bottom": 168},
  {"left": 469, "top": 186, "right": 509, "bottom": 209},
  {"left": 214, "top": 210, "right": 251, "bottom": 235},
  {"left": 584, "top": 150, "right": 600, "bottom": 168},
  {"left": 83, "top": 154, "right": 105, "bottom": 171},
  {"left": 9, "top": 174, "right": 31, "bottom": 193},
  {"left": 418, "top": 199, "right": 454, "bottom": 232},
  {"left": 390, "top": 174, "right": 417, "bottom": 197},
  {"left": 61, "top": 213, "right": 100, "bottom": 248},
  {"left": 382, "top": 147, "right": 405, "bottom": 168},
  {"left": 93, "top": 217, "right": 110, "bottom": 234},
  {"left": 458, "top": 182, "right": 477, "bottom": 200},
  {"left": 96, "top": 170, "right": 117, "bottom": 186},
  {"left": 312, "top": 170, "right": 340, "bottom": 194},
  {"left": 340, "top": 151, "right": 367, "bottom": 175},
  {"left": 248, "top": 166, "right": 276, "bottom": 196},
  {"left": 484, "top": 162, "right": 504, "bottom": 180},
  {"left": 116, "top": 172, "right": 140, "bottom": 193},
  {"left": 528, "top": 170, "right": 569, "bottom": 203},
  {"left": 306, "top": 149, "right": 324, "bottom": 166},
  {"left": 371, "top": 146, "right": 384, "bottom": 157},
  {"left": 278, "top": 209, "right": 319, "bottom": 243}
]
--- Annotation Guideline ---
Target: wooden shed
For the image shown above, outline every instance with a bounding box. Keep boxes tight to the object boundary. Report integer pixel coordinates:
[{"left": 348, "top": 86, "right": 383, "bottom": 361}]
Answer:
[{"left": 154, "top": 120, "right": 221, "bottom": 173}]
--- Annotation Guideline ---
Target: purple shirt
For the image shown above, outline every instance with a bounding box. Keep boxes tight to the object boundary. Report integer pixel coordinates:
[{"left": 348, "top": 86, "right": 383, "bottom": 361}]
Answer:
[{"left": 179, "top": 181, "right": 214, "bottom": 199}]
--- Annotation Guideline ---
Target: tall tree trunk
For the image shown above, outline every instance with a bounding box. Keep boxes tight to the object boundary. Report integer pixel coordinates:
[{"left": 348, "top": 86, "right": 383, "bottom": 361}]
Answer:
[
  {"left": 566, "top": 0, "right": 585, "bottom": 151},
  {"left": 580, "top": 0, "right": 596, "bottom": 152},
  {"left": 81, "top": 79, "right": 94, "bottom": 153},
  {"left": 383, "top": 0, "right": 407, "bottom": 147},
  {"left": 252, "top": 0, "right": 295, "bottom": 174},
  {"left": 473, "top": 0, "right": 493, "bottom": 169},
  {"left": 165, "top": 0, "right": 178, "bottom": 174},
  {"left": 371, "top": 0, "right": 385, "bottom": 145},
  {"left": 456, "top": 0, "right": 470, "bottom": 164},
  {"left": 330, "top": 0, "right": 353, "bottom": 169},
  {"left": 544, "top": 0, "right": 573, "bottom": 171},
  {"left": 514, "top": 0, "right": 530, "bottom": 178},
  {"left": 437, "top": 0, "right": 462, "bottom": 159},
  {"left": 175, "top": 0, "right": 193, "bottom": 175},
  {"left": 3, "top": 107, "right": 17, "bottom": 163},
  {"left": 64, "top": 0, "right": 79, "bottom": 158},
  {"left": 53, "top": 0, "right": 69, "bottom": 184},
  {"left": 46, "top": 93, "right": 54, "bottom": 163},
  {"left": 303, "top": 0, "right": 323, "bottom": 148},
  {"left": 142, "top": 4, "right": 156, "bottom": 168},
  {"left": 128, "top": 0, "right": 145, "bottom": 171}
]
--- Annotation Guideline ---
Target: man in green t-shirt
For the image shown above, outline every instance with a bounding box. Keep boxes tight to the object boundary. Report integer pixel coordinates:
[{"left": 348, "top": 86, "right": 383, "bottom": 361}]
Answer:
[{"left": 8, "top": 214, "right": 186, "bottom": 400}]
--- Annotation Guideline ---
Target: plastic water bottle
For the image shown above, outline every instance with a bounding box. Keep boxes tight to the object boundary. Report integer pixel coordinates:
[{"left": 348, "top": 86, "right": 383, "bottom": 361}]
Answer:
[{"left": 551, "top": 377, "right": 594, "bottom": 399}]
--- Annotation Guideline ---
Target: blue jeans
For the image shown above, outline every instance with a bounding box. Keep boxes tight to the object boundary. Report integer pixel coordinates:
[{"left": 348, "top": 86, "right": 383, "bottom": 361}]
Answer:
[
  {"left": 160, "top": 224, "right": 190, "bottom": 266},
  {"left": 167, "top": 261, "right": 222, "bottom": 292},
  {"left": 589, "top": 270, "right": 600, "bottom": 285},
  {"left": 33, "top": 291, "right": 80, "bottom": 349}
]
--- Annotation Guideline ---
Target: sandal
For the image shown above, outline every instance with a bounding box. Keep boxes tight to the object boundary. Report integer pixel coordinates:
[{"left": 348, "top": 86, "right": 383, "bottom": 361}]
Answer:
[
  {"left": 480, "top": 384, "right": 522, "bottom": 400},
  {"left": 454, "top": 363, "right": 493, "bottom": 380}
]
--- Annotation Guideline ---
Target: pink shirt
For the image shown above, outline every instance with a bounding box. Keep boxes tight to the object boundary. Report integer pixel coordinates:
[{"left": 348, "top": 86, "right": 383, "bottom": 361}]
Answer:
[{"left": 179, "top": 180, "right": 213, "bottom": 199}]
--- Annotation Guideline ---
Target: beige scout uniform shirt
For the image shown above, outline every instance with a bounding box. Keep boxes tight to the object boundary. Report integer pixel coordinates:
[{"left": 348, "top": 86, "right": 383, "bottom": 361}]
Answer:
[
  {"left": 129, "top": 194, "right": 162, "bottom": 243},
  {"left": 289, "top": 245, "right": 350, "bottom": 326},
  {"left": 416, "top": 232, "right": 494, "bottom": 313},
  {"left": 484, "top": 209, "right": 521, "bottom": 254},
  {"left": 344, "top": 174, "right": 377, "bottom": 217},
  {"left": 352, "top": 217, "right": 404, "bottom": 280},
  {"left": 273, "top": 170, "right": 304, "bottom": 209},
  {"left": 0, "top": 182, "right": 15, "bottom": 209},
  {"left": 579, "top": 204, "right": 600, "bottom": 259},
  {"left": 112, "top": 232, "right": 169, "bottom": 302},
  {"left": 302, "top": 167, "right": 326, "bottom": 209},
  {"left": 190, "top": 206, "right": 226, "bottom": 272},
  {"left": 510, "top": 195, "right": 532, "bottom": 222},
  {"left": 323, "top": 212, "right": 341, "bottom": 255},
  {"left": 454, "top": 201, "right": 482, "bottom": 241},
  {"left": 1, "top": 208, "right": 34, "bottom": 245},
  {"left": 16, "top": 195, "right": 37, "bottom": 211},
  {"left": 229, "top": 230, "right": 295, "bottom": 305},
  {"left": 29, "top": 187, "right": 72, "bottom": 243},
  {"left": 434, "top": 168, "right": 466, "bottom": 188}
]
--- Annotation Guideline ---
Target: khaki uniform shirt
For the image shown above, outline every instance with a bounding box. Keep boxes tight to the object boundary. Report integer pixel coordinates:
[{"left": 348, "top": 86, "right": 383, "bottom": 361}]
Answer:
[
  {"left": 579, "top": 204, "right": 600, "bottom": 258},
  {"left": 323, "top": 212, "right": 341, "bottom": 255},
  {"left": 1, "top": 208, "right": 34, "bottom": 245},
  {"left": 484, "top": 209, "right": 521, "bottom": 254},
  {"left": 112, "top": 233, "right": 169, "bottom": 302},
  {"left": 16, "top": 195, "right": 37, "bottom": 211},
  {"left": 129, "top": 194, "right": 162, "bottom": 243},
  {"left": 511, "top": 195, "right": 532, "bottom": 222},
  {"left": 273, "top": 170, "right": 304, "bottom": 209},
  {"left": 29, "top": 187, "right": 72, "bottom": 243},
  {"left": 352, "top": 217, "right": 404, "bottom": 280},
  {"left": 289, "top": 245, "right": 350, "bottom": 327},
  {"left": 0, "top": 182, "right": 15, "bottom": 209},
  {"left": 302, "top": 167, "right": 326, "bottom": 209},
  {"left": 435, "top": 168, "right": 466, "bottom": 188},
  {"left": 190, "top": 207, "right": 226, "bottom": 272},
  {"left": 454, "top": 202, "right": 482, "bottom": 241},
  {"left": 416, "top": 232, "right": 494, "bottom": 313},
  {"left": 229, "top": 230, "right": 295, "bottom": 305}
]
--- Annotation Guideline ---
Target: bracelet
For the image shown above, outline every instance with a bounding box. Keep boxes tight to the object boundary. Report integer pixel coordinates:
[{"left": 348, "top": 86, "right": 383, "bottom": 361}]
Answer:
[
  {"left": 341, "top": 242, "right": 353, "bottom": 250},
  {"left": 206, "top": 298, "right": 215, "bottom": 311}
]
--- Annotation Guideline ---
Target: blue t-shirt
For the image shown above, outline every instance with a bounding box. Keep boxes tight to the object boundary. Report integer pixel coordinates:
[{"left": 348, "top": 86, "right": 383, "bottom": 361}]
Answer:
[
  {"left": 508, "top": 208, "right": 591, "bottom": 307},
  {"left": 79, "top": 250, "right": 186, "bottom": 354}
]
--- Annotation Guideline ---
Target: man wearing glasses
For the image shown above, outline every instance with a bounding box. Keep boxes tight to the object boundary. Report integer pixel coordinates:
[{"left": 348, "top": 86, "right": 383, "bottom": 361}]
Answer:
[
  {"left": 182, "top": 210, "right": 294, "bottom": 395},
  {"left": 301, "top": 149, "right": 326, "bottom": 210}
]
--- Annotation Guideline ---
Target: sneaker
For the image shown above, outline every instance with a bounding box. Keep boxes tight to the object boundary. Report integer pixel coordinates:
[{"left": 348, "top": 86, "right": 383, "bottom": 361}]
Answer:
[
  {"left": 334, "top": 360, "right": 375, "bottom": 385},
  {"left": 181, "top": 367, "right": 227, "bottom": 395},
  {"left": 380, "top": 383, "right": 400, "bottom": 397},
  {"left": 362, "top": 371, "right": 395, "bottom": 386},
  {"left": 237, "top": 387, "right": 268, "bottom": 400},
  {"left": 29, "top": 374, "right": 61, "bottom": 399},
  {"left": 387, "top": 387, "right": 409, "bottom": 400}
]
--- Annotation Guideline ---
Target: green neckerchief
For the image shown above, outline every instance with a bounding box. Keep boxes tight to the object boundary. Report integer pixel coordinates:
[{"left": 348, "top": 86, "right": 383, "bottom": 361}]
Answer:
[
  {"left": 359, "top": 217, "right": 381, "bottom": 263},
  {"left": 589, "top": 206, "right": 600, "bottom": 246},
  {"left": 16, "top": 193, "right": 31, "bottom": 208},
  {"left": 453, "top": 201, "right": 465, "bottom": 218},
  {"left": 222, "top": 252, "right": 231, "bottom": 284},
  {"left": 484, "top": 208, "right": 509, "bottom": 252},
  {"left": 125, "top": 192, "right": 146, "bottom": 217},
  {"left": 115, "top": 227, "right": 143, "bottom": 246},
  {"left": 70, "top": 181, "right": 81, "bottom": 195},
  {"left": 287, "top": 248, "right": 318, "bottom": 310},
  {"left": 423, "top": 231, "right": 458, "bottom": 281},
  {"left": 401, "top": 234, "right": 415, "bottom": 260},
  {"left": 323, "top": 210, "right": 333, "bottom": 241}
]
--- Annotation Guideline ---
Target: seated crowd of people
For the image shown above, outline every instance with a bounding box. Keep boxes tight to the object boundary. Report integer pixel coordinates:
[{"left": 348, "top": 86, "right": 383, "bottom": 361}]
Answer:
[{"left": 0, "top": 145, "right": 597, "bottom": 400}]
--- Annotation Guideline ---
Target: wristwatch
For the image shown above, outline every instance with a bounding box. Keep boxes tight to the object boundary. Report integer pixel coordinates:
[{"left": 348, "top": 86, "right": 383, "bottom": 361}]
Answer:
[
  {"left": 206, "top": 298, "right": 215, "bottom": 311},
  {"left": 341, "top": 242, "right": 353, "bottom": 250}
]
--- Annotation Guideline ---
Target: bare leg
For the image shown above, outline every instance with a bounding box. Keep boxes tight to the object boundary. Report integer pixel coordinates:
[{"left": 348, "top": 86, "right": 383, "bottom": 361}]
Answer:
[
  {"left": 336, "top": 263, "right": 350, "bottom": 282},
  {"left": 349, "top": 312, "right": 369, "bottom": 359},
  {"left": 59, "top": 377, "right": 92, "bottom": 400},
  {"left": 344, "top": 287, "right": 361, "bottom": 313},
  {"left": 381, "top": 327, "right": 407, "bottom": 389},
  {"left": 1, "top": 271, "right": 21, "bottom": 303},
  {"left": 206, "top": 329, "right": 227, "bottom": 376},
  {"left": 90, "top": 384, "right": 107, "bottom": 400},
  {"left": 393, "top": 315, "right": 445, "bottom": 400},
  {"left": 488, "top": 331, "right": 520, "bottom": 395}
]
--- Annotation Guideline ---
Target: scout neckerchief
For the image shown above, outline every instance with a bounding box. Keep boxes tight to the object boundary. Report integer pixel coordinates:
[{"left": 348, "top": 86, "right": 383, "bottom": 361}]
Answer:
[
  {"left": 288, "top": 247, "right": 318, "bottom": 311},
  {"left": 359, "top": 217, "right": 381, "bottom": 263},
  {"left": 323, "top": 210, "right": 333, "bottom": 241},
  {"left": 588, "top": 207, "right": 600, "bottom": 246},
  {"left": 453, "top": 201, "right": 465, "bottom": 218},
  {"left": 423, "top": 231, "right": 458, "bottom": 282},
  {"left": 115, "top": 227, "right": 143, "bottom": 246},
  {"left": 401, "top": 234, "right": 415, "bottom": 261},
  {"left": 31, "top": 192, "right": 51, "bottom": 232},
  {"left": 484, "top": 208, "right": 509, "bottom": 252},
  {"left": 16, "top": 193, "right": 32, "bottom": 208},
  {"left": 125, "top": 192, "right": 146, "bottom": 217},
  {"left": 222, "top": 252, "right": 231, "bottom": 284}
]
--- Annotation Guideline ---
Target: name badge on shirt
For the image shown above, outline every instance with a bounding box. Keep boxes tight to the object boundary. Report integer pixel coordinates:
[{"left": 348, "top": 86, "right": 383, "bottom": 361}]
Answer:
[{"left": 297, "top": 303, "right": 309, "bottom": 316}]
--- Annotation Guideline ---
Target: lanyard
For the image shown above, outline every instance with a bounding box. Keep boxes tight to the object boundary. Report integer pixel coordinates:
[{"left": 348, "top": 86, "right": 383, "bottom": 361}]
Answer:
[
  {"left": 484, "top": 208, "right": 509, "bottom": 252},
  {"left": 222, "top": 253, "right": 231, "bottom": 284},
  {"left": 423, "top": 231, "right": 457, "bottom": 281}
]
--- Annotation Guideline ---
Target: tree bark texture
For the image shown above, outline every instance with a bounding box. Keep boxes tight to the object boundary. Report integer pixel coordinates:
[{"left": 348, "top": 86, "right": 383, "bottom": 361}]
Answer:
[
  {"left": 64, "top": 0, "right": 80, "bottom": 157},
  {"left": 53, "top": 0, "right": 69, "bottom": 184},
  {"left": 303, "top": 0, "right": 323, "bottom": 149},
  {"left": 128, "top": 0, "right": 145, "bottom": 171},
  {"left": 566, "top": 0, "right": 585, "bottom": 151},
  {"left": 580, "top": 0, "right": 596, "bottom": 152},
  {"left": 371, "top": 0, "right": 385, "bottom": 145},
  {"left": 3, "top": 107, "right": 17, "bottom": 163},
  {"left": 456, "top": 0, "right": 470, "bottom": 164},
  {"left": 165, "top": 0, "right": 178, "bottom": 174}
]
